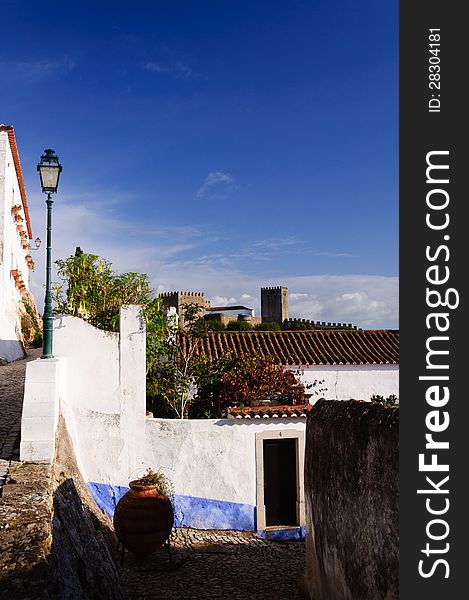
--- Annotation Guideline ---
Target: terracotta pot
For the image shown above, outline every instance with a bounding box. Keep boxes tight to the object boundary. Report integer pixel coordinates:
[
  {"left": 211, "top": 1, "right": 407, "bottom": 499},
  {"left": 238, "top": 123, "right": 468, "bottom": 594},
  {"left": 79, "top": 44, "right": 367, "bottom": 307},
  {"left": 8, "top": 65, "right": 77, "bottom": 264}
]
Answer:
[{"left": 113, "top": 481, "right": 174, "bottom": 558}]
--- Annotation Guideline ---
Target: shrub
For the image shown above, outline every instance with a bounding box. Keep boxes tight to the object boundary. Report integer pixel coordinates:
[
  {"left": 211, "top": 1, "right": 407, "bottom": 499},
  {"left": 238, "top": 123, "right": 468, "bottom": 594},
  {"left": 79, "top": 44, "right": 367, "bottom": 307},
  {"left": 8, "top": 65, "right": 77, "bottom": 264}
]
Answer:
[
  {"left": 282, "top": 320, "right": 315, "bottom": 331},
  {"left": 202, "top": 319, "right": 226, "bottom": 331},
  {"left": 192, "top": 355, "right": 306, "bottom": 417},
  {"left": 370, "top": 394, "right": 399, "bottom": 407},
  {"left": 225, "top": 320, "right": 253, "bottom": 331},
  {"left": 254, "top": 321, "right": 281, "bottom": 331}
]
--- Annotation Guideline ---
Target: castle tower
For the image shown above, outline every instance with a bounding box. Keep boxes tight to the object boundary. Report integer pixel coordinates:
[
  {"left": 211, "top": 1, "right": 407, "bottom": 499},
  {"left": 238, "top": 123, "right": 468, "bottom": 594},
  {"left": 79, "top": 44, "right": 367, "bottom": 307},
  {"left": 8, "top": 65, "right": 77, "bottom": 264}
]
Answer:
[
  {"left": 159, "top": 291, "right": 209, "bottom": 329},
  {"left": 261, "top": 286, "right": 288, "bottom": 324}
]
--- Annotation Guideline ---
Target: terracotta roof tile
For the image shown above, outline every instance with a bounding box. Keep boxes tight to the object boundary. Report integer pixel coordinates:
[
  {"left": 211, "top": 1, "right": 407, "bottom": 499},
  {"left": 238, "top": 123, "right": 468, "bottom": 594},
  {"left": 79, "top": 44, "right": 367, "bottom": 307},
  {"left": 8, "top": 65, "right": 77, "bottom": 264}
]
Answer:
[
  {"left": 1, "top": 125, "right": 32, "bottom": 239},
  {"left": 182, "top": 329, "right": 399, "bottom": 366},
  {"left": 228, "top": 404, "right": 312, "bottom": 419}
]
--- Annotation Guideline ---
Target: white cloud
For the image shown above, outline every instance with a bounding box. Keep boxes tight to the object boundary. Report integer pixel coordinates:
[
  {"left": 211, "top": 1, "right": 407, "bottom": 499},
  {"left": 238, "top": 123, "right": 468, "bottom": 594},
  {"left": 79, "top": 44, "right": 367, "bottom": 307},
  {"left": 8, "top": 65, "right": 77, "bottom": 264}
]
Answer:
[
  {"left": 26, "top": 188, "right": 398, "bottom": 329},
  {"left": 143, "top": 60, "right": 193, "bottom": 79},
  {"left": 1, "top": 57, "right": 76, "bottom": 84},
  {"left": 195, "top": 171, "right": 236, "bottom": 199}
]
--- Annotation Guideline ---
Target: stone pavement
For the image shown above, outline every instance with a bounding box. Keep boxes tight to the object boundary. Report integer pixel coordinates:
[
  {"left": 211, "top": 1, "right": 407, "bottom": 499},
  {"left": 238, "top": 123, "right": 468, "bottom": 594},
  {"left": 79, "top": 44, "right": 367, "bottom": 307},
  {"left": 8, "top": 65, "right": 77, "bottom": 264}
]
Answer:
[
  {"left": 0, "top": 348, "right": 42, "bottom": 493},
  {"left": 115, "top": 528, "right": 306, "bottom": 599}
]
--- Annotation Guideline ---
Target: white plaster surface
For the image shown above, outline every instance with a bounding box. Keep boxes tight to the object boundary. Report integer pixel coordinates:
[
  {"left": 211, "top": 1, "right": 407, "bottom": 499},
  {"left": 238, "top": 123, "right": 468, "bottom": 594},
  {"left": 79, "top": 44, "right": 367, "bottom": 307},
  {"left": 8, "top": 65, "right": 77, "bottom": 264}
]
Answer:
[
  {"left": 54, "top": 314, "right": 120, "bottom": 414},
  {"left": 51, "top": 307, "right": 146, "bottom": 487},
  {"left": 0, "top": 130, "right": 31, "bottom": 362},
  {"left": 297, "top": 364, "right": 399, "bottom": 402},
  {"left": 48, "top": 309, "right": 307, "bottom": 510},
  {"left": 23, "top": 308, "right": 399, "bottom": 530},
  {"left": 142, "top": 418, "right": 306, "bottom": 506},
  {"left": 20, "top": 357, "right": 64, "bottom": 462}
]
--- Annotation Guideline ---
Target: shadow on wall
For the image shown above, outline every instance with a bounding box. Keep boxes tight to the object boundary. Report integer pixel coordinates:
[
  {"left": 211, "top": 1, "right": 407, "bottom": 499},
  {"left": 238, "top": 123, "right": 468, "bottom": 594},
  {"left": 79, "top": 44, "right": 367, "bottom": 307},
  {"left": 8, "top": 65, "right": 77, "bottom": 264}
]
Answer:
[
  {"left": 49, "top": 477, "right": 125, "bottom": 600},
  {"left": 304, "top": 400, "right": 399, "bottom": 600},
  {"left": 0, "top": 339, "right": 25, "bottom": 363}
]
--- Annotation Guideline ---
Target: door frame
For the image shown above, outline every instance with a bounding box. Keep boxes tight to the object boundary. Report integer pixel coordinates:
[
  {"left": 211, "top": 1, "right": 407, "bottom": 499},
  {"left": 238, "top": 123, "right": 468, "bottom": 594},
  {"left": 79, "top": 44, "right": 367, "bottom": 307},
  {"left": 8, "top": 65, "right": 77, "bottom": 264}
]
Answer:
[{"left": 255, "top": 429, "right": 305, "bottom": 531}]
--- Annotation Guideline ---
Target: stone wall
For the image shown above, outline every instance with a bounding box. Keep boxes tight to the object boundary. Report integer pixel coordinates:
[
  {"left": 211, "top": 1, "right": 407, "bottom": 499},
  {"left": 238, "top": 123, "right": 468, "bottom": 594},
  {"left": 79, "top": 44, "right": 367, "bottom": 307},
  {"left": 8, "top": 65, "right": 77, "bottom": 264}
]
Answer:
[
  {"left": 0, "top": 418, "right": 125, "bottom": 599},
  {"left": 304, "top": 400, "right": 399, "bottom": 600}
]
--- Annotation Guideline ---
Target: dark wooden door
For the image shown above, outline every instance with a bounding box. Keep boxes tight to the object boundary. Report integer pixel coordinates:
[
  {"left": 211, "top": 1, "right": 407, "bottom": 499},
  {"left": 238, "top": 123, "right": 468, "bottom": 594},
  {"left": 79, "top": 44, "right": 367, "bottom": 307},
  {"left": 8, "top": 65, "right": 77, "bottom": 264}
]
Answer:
[{"left": 263, "top": 438, "right": 298, "bottom": 526}]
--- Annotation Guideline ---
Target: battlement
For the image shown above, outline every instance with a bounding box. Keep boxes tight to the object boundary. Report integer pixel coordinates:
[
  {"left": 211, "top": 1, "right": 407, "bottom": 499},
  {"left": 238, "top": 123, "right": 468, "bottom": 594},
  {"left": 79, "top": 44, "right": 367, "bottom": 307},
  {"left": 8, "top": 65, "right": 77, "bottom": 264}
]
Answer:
[
  {"left": 261, "top": 286, "right": 288, "bottom": 292},
  {"left": 159, "top": 291, "right": 206, "bottom": 298},
  {"left": 283, "top": 318, "right": 358, "bottom": 331},
  {"left": 158, "top": 291, "right": 209, "bottom": 329}
]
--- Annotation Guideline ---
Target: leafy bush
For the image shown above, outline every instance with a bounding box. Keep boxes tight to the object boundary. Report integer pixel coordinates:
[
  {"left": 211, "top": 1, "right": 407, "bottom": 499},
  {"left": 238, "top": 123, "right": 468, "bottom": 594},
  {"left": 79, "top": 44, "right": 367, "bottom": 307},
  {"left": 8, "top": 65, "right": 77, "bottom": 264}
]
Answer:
[
  {"left": 253, "top": 321, "right": 281, "bottom": 331},
  {"left": 282, "top": 320, "right": 315, "bottom": 331},
  {"left": 131, "top": 468, "right": 174, "bottom": 499},
  {"left": 192, "top": 355, "right": 306, "bottom": 417},
  {"left": 225, "top": 320, "right": 253, "bottom": 331},
  {"left": 370, "top": 394, "right": 399, "bottom": 407},
  {"left": 202, "top": 319, "right": 226, "bottom": 331},
  {"left": 21, "top": 298, "right": 42, "bottom": 348}
]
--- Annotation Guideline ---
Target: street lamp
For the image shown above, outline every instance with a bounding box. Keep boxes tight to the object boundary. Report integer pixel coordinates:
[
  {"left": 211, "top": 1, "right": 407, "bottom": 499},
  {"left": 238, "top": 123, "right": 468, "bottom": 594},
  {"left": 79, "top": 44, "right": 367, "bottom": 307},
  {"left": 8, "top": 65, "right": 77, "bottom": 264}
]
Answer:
[
  {"left": 37, "top": 149, "right": 62, "bottom": 359},
  {"left": 28, "top": 237, "right": 42, "bottom": 251}
]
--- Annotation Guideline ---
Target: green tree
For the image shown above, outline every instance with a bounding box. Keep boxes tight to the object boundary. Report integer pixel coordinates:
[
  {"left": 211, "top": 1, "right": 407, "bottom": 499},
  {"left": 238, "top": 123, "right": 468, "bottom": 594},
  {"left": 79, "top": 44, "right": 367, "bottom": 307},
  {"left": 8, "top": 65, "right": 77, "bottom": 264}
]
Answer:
[{"left": 147, "top": 303, "right": 209, "bottom": 419}]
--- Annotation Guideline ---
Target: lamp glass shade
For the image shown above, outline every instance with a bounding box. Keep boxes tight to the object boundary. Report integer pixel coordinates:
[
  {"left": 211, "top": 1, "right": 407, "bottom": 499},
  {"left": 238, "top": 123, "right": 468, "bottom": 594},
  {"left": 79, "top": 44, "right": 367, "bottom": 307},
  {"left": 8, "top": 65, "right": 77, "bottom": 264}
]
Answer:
[{"left": 37, "top": 149, "right": 62, "bottom": 193}]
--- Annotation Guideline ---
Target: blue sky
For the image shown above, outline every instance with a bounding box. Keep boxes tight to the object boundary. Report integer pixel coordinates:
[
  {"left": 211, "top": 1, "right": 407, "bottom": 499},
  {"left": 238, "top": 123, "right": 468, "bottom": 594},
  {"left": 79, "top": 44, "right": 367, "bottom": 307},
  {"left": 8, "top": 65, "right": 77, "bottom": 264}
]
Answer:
[{"left": 1, "top": 0, "right": 398, "bottom": 328}]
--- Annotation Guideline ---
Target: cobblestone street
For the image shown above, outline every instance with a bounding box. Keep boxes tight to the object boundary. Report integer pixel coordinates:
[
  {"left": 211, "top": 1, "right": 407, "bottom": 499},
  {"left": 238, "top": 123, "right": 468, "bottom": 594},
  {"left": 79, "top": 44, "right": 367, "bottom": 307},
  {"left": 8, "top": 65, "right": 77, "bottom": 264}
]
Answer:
[
  {"left": 0, "top": 348, "right": 42, "bottom": 492},
  {"left": 115, "top": 528, "right": 306, "bottom": 599}
]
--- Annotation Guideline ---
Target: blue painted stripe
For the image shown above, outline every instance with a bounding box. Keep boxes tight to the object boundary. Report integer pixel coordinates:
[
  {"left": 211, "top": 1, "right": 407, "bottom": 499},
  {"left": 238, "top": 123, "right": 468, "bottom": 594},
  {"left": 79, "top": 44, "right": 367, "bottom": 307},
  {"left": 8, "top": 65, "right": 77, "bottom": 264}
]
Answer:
[
  {"left": 174, "top": 494, "right": 256, "bottom": 531},
  {"left": 257, "top": 527, "right": 306, "bottom": 541},
  {"left": 88, "top": 482, "right": 128, "bottom": 517},
  {"left": 87, "top": 482, "right": 256, "bottom": 531}
]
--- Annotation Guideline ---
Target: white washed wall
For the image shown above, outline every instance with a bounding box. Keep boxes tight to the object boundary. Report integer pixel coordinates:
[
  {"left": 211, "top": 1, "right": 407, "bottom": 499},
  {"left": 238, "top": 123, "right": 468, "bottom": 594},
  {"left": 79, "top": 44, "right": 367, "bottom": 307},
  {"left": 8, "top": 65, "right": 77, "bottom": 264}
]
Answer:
[
  {"left": 0, "top": 130, "right": 31, "bottom": 361},
  {"left": 297, "top": 364, "right": 399, "bottom": 403},
  {"left": 144, "top": 418, "right": 305, "bottom": 495},
  {"left": 21, "top": 309, "right": 397, "bottom": 536}
]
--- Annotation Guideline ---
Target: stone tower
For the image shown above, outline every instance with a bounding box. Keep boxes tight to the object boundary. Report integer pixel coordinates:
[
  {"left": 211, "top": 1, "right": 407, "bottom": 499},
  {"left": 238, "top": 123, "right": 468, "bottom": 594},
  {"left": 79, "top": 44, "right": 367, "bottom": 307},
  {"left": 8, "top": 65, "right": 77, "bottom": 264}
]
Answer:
[
  {"left": 159, "top": 291, "right": 210, "bottom": 329},
  {"left": 261, "top": 286, "right": 289, "bottom": 324}
]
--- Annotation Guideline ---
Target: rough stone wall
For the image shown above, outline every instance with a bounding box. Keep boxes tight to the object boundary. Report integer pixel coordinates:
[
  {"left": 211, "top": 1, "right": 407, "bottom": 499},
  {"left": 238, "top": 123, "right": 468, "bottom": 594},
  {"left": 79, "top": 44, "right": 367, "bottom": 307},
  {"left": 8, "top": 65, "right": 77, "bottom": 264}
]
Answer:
[
  {"left": 304, "top": 400, "right": 399, "bottom": 600},
  {"left": 0, "top": 418, "right": 125, "bottom": 599},
  {"left": 0, "top": 462, "right": 54, "bottom": 599}
]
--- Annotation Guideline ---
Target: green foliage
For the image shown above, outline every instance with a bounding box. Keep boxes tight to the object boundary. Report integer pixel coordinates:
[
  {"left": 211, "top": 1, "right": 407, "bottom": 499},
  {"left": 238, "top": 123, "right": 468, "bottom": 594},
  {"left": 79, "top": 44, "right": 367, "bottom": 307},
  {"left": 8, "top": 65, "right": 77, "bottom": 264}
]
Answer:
[
  {"left": 189, "top": 353, "right": 237, "bottom": 418},
  {"left": 132, "top": 468, "right": 174, "bottom": 500},
  {"left": 147, "top": 303, "right": 207, "bottom": 419},
  {"left": 282, "top": 320, "right": 315, "bottom": 331},
  {"left": 21, "top": 298, "right": 43, "bottom": 347},
  {"left": 53, "top": 251, "right": 172, "bottom": 407},
  {"left": 253, "top": 321, "right": 281, "bottom": 331},
  {"left": 202, "top": 319, "right": 226, "bottom": 331},
  {"left": 225, "top": 320, "right": 253, "bottom": 331},
  {"left": 370, "top": 394, "right": 399, "bottom": 407},
  {"left": 53, "top": 253, "right": 162, "bottom": 333},
  {"left": 192, "top": 355, "right": 307, "bottom": 417}
]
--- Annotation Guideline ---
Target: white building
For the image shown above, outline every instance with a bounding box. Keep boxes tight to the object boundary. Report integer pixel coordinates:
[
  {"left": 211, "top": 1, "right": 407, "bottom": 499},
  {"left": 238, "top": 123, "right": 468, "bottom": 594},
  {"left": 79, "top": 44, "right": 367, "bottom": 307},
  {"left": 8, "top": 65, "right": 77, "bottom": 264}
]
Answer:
[
  {"left": 184, "top": 328, "right": 399, "bottom": 402},
  {"left": 0, "top": 125, "right": 35, "bottom": 362},
  {"left": 20, "top": 310, "right": 399, "bottom": 542}
]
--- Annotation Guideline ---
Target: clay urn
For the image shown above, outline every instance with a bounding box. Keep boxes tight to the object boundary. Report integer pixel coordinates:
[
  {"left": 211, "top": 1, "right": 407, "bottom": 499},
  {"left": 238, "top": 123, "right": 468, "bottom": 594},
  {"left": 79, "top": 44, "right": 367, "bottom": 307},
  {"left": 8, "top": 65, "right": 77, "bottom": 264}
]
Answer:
[{"left": 113, "top": 477, "right": 174, "bottom": 558}]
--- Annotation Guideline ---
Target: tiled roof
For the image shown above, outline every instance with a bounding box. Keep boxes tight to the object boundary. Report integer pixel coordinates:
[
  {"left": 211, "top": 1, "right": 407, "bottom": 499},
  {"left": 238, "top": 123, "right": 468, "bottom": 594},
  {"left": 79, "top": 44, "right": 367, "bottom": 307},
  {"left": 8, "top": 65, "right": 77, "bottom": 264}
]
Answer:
[
  {"left": 228, "top": 404, "right": 312, "bottom": 419},
  {"left": 1, "top": 125, "right": 33, "bottom": 239},
  {"left": 182, "top": 329, "right": 399, "bottom": 366}
]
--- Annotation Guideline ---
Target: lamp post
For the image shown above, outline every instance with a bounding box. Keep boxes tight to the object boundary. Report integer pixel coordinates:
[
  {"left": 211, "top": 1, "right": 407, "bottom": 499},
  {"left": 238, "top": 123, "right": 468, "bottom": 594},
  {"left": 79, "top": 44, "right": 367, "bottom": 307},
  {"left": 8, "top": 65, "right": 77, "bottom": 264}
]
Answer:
[{"left": 37, "top": 149, "right": 62, "bottom": 359}]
